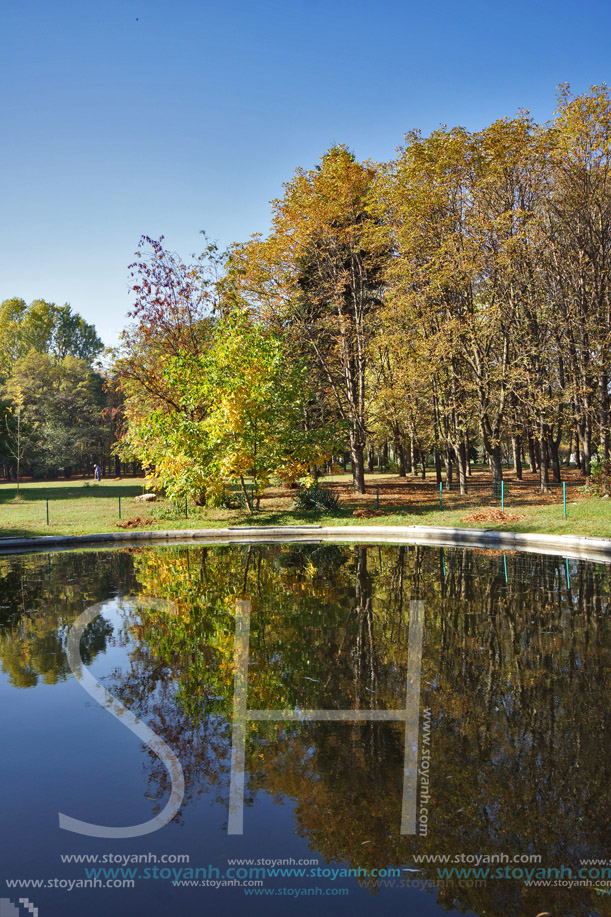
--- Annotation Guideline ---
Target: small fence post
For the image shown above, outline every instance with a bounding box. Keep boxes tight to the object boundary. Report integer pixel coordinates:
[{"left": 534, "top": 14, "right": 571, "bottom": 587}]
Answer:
[
  {"left": 439, "top": 482, "right": 443, "bottom": 509},
  {"left": 46, "top": 499, "right": 49, "bottom": 525},
  {"left": 376, "top": 483, "right": 380, "bottom": 510},
  {"left": 118, "top": 495, "right": 121, "bottom": 519},
  {"left": 501, "top": 481, "right": 505, "bottom": 511},
  {"left": 563, "top": 482, "right": 567, "bottom": 518}
]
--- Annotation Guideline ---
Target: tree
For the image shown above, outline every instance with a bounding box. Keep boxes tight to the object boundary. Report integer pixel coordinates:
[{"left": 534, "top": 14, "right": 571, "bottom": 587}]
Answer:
[{"left": 231, "top": 146, "right": 388, "bottom": 493}]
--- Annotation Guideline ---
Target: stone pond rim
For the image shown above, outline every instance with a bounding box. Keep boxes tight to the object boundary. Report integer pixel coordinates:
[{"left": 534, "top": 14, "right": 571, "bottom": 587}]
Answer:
[{"left": 0, "top": 525, "right": 610, "bottom": 562}]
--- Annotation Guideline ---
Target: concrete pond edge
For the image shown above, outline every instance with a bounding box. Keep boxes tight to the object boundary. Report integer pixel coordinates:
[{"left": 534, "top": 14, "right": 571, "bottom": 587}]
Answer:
[{"left": 0, "top": 524, "right": 610, "bottom": 562}]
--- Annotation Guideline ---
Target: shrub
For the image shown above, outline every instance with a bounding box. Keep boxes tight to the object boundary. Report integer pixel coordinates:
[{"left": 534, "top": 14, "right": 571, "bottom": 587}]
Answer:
[{"left": 292, "top": 485, "right": 340, "bottom": 513}]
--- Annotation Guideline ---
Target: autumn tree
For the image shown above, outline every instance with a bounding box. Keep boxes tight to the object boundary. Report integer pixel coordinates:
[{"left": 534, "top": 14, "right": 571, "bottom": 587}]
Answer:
[{"left": 231, "top": 146, "right": 388, "bottom": 493}]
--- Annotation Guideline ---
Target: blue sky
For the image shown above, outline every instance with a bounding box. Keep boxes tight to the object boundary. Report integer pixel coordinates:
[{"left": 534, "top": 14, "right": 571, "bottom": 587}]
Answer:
[{"left": 1, "top": 0, "right": 610, "bottom": 348}]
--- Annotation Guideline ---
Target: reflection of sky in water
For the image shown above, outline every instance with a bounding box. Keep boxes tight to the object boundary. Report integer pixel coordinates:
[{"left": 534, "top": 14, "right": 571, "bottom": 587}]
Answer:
[{"left": 0, "top": 544, "right": 608, "bottom": 917}]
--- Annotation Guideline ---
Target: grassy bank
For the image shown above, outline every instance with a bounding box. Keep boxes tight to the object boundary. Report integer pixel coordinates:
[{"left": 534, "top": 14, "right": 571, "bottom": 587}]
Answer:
[{"left": 0, "top": 475, "right": 609, "bottom": 540}]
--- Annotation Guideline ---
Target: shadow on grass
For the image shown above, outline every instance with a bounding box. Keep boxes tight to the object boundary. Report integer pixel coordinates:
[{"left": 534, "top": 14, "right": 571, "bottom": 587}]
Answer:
[{"left": 0, "top": 483, "right": 144, "bottom": 502}]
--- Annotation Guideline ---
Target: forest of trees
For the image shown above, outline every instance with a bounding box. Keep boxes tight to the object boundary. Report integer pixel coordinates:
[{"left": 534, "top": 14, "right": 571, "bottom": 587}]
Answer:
[
  {"left": 0, "top": 297, "right": 128, "bottom": 480},
  {"left": 3, "top": 86, "right": 611, "bottom": 496}
]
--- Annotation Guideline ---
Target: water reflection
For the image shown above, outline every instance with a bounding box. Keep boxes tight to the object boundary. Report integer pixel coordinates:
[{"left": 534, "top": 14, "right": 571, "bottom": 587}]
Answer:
[{"left": 0, "top": 543, "right": 609, "bottom": 916}]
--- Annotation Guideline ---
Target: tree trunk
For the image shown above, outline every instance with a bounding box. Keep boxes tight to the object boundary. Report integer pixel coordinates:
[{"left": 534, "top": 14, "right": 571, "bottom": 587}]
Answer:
[
  {"left": 457, "top": 441, "right": 467, "bottom": 495},
  {"left": 382, "top": 442, "right": 389, "bottom": 471},
  {"left": 538, "top": 417, "right": 550, "bottom": 492},
  {"left": 528, "top": 434, "right": 537, "bottom": 474},
  {"left": 350, "top": 433, "right": 366, "bottom": 494},
  {"left": 489, "top": 445, "right": 503, "bottom": 485},
  {"left": 578, "top": 419, "right": 592, "bottom": 478},
  {"left": 512, "top": 435, "right": 523, "bottom": 480},
  {"left": 574, "top": 430, "right": 581, "bottom": 470},
  {"left": 444, "top": 449, "right": 453, "bottom": 488},
  {"left": 549, "top": 436, "right": 561, "bottom": 483},
  {"left": 600, "top": 372, "right": 610, "bottom": 461},
  {"left": 397, "top": 442, "right": 406, "bottom": 477},
  {"left": 410, "top": 435, "right": 417, "bottom": 477},
  {"left": 420, "top": 451, "right": 426, "bottom": 479},
  {"left": 367, "top": 447, "right": 374, "bottom": 473},
  {"left": 434, "top": 449, "right": 442, "bottom": 485}
]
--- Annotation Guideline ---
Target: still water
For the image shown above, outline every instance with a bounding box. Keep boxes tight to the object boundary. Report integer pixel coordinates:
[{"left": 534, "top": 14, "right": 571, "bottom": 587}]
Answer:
[{"left": 0, "top": 542, "right": 609, "bottom": 917}]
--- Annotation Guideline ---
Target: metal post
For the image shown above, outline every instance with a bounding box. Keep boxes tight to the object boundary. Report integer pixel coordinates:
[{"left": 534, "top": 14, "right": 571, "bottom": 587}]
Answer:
[
  {"left": 46, "top": 499, "right": 49, "bottom": 525},
  {"left": 376, "top": 483, "right": 380, "bottom": 510},
  {"left": 501, "top": 481, "right": 504, "bottom": 511},
  {"left": 118, "top": 495, "right": 121, "bottom": 519},
  {"left": 563, "top": 482, "right": 566, "bottom": 518},
  {"left": 439, "top": 482, "right": 443, "bottom": 509}
]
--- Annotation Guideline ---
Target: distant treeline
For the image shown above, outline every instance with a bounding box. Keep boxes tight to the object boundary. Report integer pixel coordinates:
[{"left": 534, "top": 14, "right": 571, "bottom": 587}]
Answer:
[{"left": 0, "top": 298, "right": 137, "bottom": 480}]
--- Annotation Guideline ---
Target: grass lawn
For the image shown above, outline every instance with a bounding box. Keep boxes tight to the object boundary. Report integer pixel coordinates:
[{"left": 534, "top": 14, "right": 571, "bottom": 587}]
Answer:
[{"left": 0, "top": 473, "right": 609, "bottom": 540}]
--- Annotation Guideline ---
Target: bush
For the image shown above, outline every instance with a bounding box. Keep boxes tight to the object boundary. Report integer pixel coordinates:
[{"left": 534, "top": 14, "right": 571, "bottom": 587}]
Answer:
[
  {"left": 292, "top": 485, "right": 340, "bottom": 513},
  {"left": 589, "top": 454, "right": 611, "bottom": 495}
]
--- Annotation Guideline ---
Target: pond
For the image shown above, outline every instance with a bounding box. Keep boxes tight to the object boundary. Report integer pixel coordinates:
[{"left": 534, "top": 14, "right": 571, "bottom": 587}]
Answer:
[{"left": 0, "top": 541, "right": 609, "bottom": 917}]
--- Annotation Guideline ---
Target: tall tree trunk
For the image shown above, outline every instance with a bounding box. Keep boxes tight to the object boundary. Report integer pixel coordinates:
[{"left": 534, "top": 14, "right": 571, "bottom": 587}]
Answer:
[
  {"left": 397, "top": 442, "right": 406, "bottom": 477},
  {"left": 367, "top": 447, "right": 374, "bottom": 473},
  {"left": 465, "top": 432, "right": 472, "bottom": 476},
  {"left": 444, "top": 449, "right": 453, "bottom": 488},
  {"left": 512, "top": 435, "right": 523, "bottom": 480},
  {"left": 489, "top": 445, "right": 503, "bottom": 485},
  {"left": 420, "top": 451, "right": 426, "bottom": 479},
  {"left": 457, "top": 441, "right": 467, "bottom": 495},
  {"left": 549, "top": 436, "right": 561, "bottom": 483},
  {"left": 574, "top": 430, "right": 581, "bottom": 470},
  {"left": 382, "top": 442, "right": 389, "bottom": 471},
  {"left": 434, "top": 448, "right": 442, "bottom": 485},
  {"left": 578, "top": 418, "right": 592, "bottom": 478},
  {"left": 527, "top": 434, "right": 537, "bottom": 474},
  {"left": 410, "top": 434, "right": 417, "bottom": 477},
  {"left": 538, "top": 417, "right": 550, "bottom": 492},
  {"left": 351, "top": 433, "right": 366, "bottom": 494},
  {"left": 600, "top": 372, "right": 610, "bottom": 461}
]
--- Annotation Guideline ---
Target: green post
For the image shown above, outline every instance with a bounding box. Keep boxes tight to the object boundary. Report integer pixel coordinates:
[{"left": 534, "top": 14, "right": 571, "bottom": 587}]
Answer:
[
  {"left": 439, "top": 482, "right": 443, "bottom": 509},
  {"left": 376, "top": 483, "right": 380, "bottom": 510},
  {"left": 46, "top": 499, "right": 49, "bottom": 525},
  {"left": 503, "top": 555, "right": 508, "bottom": 583},
  {"left": 501, "top": 480, "right": 504, "bottom": 511},
  {"left": 185, "top": 496, "right": 188, "bottom": 519},
  {"left": 118, "top": 495, "right": 121, "bottom": 519},
  {"left": 563, "top": 481, "right": 566, "bottom": 518}
]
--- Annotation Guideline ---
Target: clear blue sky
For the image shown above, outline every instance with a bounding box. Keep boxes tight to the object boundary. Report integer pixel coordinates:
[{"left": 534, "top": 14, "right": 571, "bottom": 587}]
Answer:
[{"left": 1, "top": 0, "right": 610, "bottom": 348}]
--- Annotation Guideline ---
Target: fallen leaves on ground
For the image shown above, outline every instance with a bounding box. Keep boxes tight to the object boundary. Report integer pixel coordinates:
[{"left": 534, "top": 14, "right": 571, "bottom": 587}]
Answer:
[
  {"left": 116, "top": 516, "right": 154, "bottom": 528},
  {"left": 462, "top": 510, "right": 524, "bottom": 524}
]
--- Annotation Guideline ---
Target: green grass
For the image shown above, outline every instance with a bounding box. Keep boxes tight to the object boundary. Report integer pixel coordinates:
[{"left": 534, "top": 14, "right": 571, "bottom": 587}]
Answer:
[{"left": 0, "top": 476, "right": 610, "bottom": 540}]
